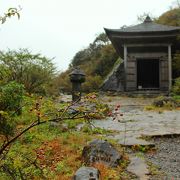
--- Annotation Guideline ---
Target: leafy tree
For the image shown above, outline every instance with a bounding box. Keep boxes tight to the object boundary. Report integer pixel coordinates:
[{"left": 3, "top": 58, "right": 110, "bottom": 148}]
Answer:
[
  {"left": 71, "top": 33, "right": 110, "bottom": 67},
  {"left": 53, "top": 70, "right": 72, "bottom": 94},
  {"left": 0, "top": 81, "right": 24, "bottom": 112},
  {"left": 172, "top": 77, "right": 180, "bottom": 95},
  {"left": 93, "top": 33, "right": 110, "bottom": 46},
  {"left": 0, "top": 64, "right": 11, "bottom": 85},
  {"left": 157, "top": 6, "right": 180, "bottom": 81},
  {"left": 0, "top": 49, "right": 56, "bottom": 95},
  {"left": 172, "top": 51, "right": 180, "bottom": 78},
  {"left": 71, "top": 49, "right": 92, "bottom": 66},
  {"left": 82, "top": 75, "right": 103, "bottom": 92},
  {"left": 93, "top": 44, "right": 118, "bottom": 77},
  {"left": 156, "top": 7, "right": 180, "bottom": 26},
  {"left": 0, "top": 81, "right": 24, "bottom": 137},
  {"left": 0, "top": 111, "right": 14, "bottom": 136}
]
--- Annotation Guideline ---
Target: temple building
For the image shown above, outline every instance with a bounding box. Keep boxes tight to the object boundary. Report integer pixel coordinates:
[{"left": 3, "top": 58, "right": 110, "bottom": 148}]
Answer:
[{"left": 102, "top": 16, "right": 180, "bottom": 93}]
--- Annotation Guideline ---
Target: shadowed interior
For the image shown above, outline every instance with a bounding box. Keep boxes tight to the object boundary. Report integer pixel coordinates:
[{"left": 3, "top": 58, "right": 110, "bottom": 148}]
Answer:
[{"left": 137, "top": 59, "right": 159, "bottom": 89}]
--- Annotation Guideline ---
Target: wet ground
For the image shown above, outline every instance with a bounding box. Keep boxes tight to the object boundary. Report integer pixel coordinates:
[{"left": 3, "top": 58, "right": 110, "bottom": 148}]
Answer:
[
  {"left": 61, "top": 94, "right": 180, "bottom": 179},
  {"left": 93, "top": 96, "right": 180, "bottom": 146},
  {"left": 94, "top": 95, "right": 180, "bottom": 179}
]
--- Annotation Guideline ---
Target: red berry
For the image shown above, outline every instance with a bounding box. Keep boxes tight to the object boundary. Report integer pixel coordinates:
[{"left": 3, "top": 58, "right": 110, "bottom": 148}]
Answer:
[{"left": 116, "top": 104, "right": 121, "bottom": 108}]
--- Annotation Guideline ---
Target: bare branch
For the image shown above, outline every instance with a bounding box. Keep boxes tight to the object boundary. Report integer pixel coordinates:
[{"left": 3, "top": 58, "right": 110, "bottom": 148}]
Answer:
[
  {"left": 0, "top": 7, "right": 22, "bottom": 24},
  {"left": 0, "top": 111, "right": 86, "bottom": 155}
]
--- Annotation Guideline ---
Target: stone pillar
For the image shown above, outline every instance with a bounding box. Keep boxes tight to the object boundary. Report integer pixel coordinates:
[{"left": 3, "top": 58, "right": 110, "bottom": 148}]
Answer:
[
  {"left": 168, "top": 45, "right": 172, "bottom": 91},
  {"left": 124, "top": 45, "right": 127, "bottom": 69}
]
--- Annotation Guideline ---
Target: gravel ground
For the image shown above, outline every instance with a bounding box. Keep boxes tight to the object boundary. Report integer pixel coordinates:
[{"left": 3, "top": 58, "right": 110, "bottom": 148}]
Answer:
[{"left": 145, "top": 136, "right": 180, "bottom": 179}]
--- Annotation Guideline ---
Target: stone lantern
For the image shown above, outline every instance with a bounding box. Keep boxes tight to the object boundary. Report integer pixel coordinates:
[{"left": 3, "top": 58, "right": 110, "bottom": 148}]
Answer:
[{"left": 69, "top": 68, "right": 86, "bottom": 102}]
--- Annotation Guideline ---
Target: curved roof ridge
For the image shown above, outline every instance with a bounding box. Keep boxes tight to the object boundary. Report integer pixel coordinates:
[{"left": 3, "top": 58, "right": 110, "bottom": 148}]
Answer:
[{"left": 105, "top": 20, "right": 180, "bottom": 33}]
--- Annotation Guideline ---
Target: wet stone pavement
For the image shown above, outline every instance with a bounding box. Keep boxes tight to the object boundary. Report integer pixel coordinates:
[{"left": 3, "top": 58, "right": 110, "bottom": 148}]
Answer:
[
  {"left": 93, "top": 96, "right": 180, "bottom": 179},
  {"left": 93, "top": 96, "right": 180, "bottom": 146}
]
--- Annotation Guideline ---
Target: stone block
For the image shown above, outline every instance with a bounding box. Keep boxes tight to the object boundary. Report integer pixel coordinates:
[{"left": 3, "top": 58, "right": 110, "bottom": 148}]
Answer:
[
  {"left": 73, "top": 167, "right": 100, "bottom": 180},
  {"left": 82, "top": 139, "right": 122, "bottom": 167}
]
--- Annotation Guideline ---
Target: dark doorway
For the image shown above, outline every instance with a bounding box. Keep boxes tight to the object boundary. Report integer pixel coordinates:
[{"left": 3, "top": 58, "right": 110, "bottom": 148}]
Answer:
[{"left": 137, "top": 59, "right": 159, "bottom": 89}]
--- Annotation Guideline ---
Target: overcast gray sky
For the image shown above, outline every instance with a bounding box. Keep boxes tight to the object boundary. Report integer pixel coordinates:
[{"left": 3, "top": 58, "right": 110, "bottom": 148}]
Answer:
[{"left": 0, "top": 0, "right": 177, "bottom": 71}]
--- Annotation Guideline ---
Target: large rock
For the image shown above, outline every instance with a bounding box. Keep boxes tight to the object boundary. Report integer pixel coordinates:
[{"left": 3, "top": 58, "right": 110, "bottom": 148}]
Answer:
[
  {"left": 73, "top": 166, "right": 100, "bottom": 180},
  {"left": 101, "top": 60, "right": 125, "bottom": 92},
  {"left": 82, "top": 139, "right": 122, "bottom": 167}
]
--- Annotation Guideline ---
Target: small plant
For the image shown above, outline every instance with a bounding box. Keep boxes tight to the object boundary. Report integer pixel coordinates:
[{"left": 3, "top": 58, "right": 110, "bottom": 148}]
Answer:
[
  {"left": 0, "top": 111, "right": 14, "bottom": 136},
  {"left": 147, "top": 161, "right": 165, "bottom": 177},
  {"left": 131, "top": 144, "right": 155, "bottom": 153},
  {"left": 81, "top": 124, "right": 113, "bottom": 135}
]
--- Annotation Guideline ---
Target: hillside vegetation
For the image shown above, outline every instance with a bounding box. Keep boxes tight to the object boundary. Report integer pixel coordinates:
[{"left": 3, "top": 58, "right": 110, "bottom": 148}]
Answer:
[{"left": 55, "top": 34, "right": 118, "bottom": 93}]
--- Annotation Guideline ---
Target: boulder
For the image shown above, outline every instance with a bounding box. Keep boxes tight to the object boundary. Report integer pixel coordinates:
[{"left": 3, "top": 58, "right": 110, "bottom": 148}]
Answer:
[
  {"left": 73, "top": 166, "right": 100, "bottom": 180},
  {"left": 101, "top": 61, "right": 125, "bottom": 92},
  {"left": 82, "top": 139, "right": 122, "bottom": 167}
]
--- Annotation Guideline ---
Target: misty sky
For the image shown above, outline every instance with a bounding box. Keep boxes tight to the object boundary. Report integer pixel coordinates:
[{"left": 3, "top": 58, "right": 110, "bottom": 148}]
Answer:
[{"left": 0, "top": 0, "right": 177, "bottom": 71}]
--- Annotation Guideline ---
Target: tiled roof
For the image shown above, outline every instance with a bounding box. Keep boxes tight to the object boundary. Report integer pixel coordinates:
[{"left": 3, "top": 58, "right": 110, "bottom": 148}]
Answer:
[{"left": 105, "top": 16, "right": 180, "bottom": 33}]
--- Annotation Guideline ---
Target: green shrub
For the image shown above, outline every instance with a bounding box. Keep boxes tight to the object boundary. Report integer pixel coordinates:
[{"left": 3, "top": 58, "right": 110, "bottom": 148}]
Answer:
[
  {"left": 82, "top": 75, "right": 103, "bottom": 92},
  {"left": 172, "top": 77, "right": 180, "bottom": 95},
  {"left": 0, "top": 111, "right": 14, "bottom": 136},
  {"left": 0, "top": 81, "right": 24, "bottom": 113}
]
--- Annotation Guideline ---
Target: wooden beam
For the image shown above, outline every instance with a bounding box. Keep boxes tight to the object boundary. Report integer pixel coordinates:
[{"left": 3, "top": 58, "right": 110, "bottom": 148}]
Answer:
[
  {"left": 124, "top": 43, "right": 171, "bottom": 47},
  {"left": 168, "top": 45, "right": 172, "bottom": 91},
  {"left": 112, "top": 34, "right": 176, "bottom": 39},
  {"left": 124, "top": 45, "right": 127, "bottom": 91}
]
